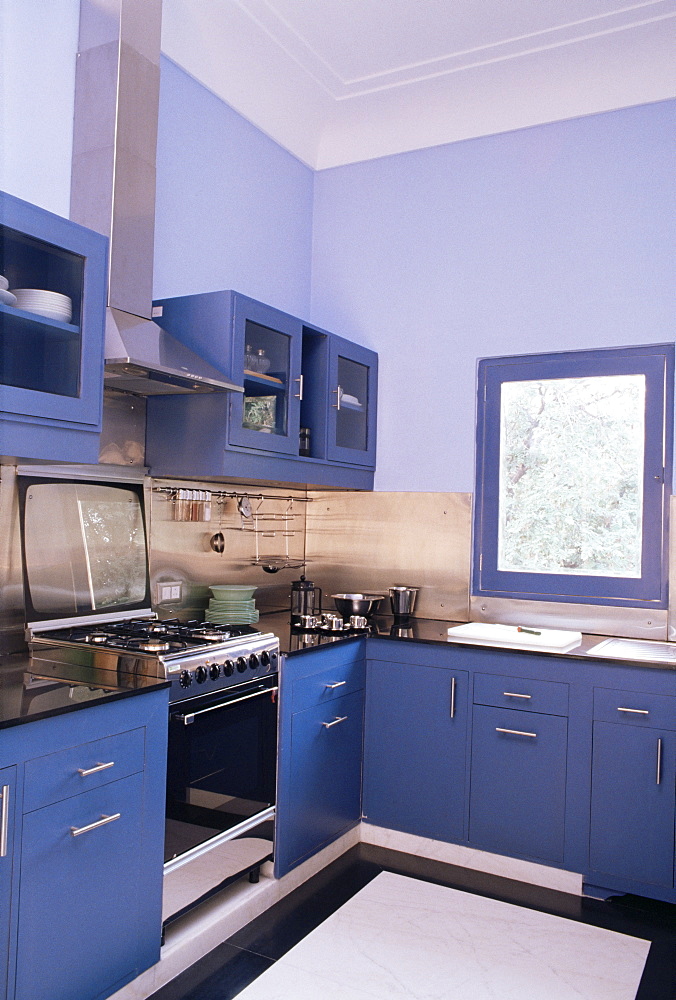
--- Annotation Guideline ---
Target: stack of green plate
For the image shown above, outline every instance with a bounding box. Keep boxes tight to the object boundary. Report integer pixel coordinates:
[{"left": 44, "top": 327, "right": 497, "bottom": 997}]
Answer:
[{"left": 205, "top": 584, "right": 259, "bottom": 624}]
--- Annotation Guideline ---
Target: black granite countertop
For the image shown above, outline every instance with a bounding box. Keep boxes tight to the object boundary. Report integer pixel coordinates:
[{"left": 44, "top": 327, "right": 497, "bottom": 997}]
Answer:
[
  {"left": 0, "top": 652, "right": 170, "bottom": 731},
  {"left": 259, "top": 611, "right": 676, "bottom": 672}
]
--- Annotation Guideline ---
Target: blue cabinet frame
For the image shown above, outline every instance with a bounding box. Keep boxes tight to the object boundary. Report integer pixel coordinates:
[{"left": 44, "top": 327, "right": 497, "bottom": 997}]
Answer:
[
  {"left": 146, "top": 290, "right": 377, "bottom": 488},
  {"left": 0, "top": 688, "right": 168, "bottom": 1000},
  {"left": 0, "top": 191, "right": 107, "bottom": 462}
]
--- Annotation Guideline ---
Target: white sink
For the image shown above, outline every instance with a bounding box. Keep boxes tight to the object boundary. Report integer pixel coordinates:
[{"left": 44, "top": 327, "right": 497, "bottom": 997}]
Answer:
[{"left": 586, "top": 637, "right": 676, "bottom": 663}]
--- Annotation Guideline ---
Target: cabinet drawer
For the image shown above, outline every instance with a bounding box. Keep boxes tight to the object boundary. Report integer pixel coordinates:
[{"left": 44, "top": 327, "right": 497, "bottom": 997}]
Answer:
[
  {"left": 473, "top": 672, "right": 569, "bottom": 716},
  {"left": 593, "top": 687, "right": 676, "bottom": 730},
  {"left": 23, "top": 727, "right": 146, "bottom": 813},
  {"left": 291, "top": 657, "right": 365, "bottom": 714}
]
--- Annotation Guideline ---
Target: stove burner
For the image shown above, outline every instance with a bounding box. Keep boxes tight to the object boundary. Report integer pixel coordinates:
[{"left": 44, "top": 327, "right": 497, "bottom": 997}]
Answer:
[
  {"left": 137, "top": 639, "right": 172, "bottom": 652},
  {"left": 192, "top": 629, "right": 230, "bottom": 641},
  {"left": 83, "top": 633, "right": 112, "bottom": 644}
]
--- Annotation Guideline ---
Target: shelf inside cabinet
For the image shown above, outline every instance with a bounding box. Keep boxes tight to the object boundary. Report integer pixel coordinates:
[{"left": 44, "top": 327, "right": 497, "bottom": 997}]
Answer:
[{"left": 243, "top": 369, "right": 284, "bottom": 386}]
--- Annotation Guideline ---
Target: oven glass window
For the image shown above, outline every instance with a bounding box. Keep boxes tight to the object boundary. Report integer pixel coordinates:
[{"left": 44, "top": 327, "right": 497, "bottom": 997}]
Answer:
[{"left": 165, "top": 684, "right": 277, "bottom": 863}]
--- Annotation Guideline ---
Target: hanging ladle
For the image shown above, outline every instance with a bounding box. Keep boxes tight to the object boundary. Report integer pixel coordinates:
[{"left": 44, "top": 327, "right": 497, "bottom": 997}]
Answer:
[{"left": 210, "top": 532, "right": 225, "bottom": 553}]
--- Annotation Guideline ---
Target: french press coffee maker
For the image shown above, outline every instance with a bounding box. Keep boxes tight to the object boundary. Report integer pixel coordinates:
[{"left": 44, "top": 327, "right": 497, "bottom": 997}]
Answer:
[{"left": 290, "top": 576, "right": 322, "bottom": 625}]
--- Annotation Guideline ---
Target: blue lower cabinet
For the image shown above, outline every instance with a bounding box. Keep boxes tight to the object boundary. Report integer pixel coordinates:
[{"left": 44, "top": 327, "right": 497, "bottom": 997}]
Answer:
[
  {"left": 280, "top": 689, "right": 364, "bottom": 871},
  {"left": 362, "top": 659, "right": 468, "bottom": 842},
  {"left": 15, "top": 774, "right": 145, "bottom": 1000},
  {"left": 469, "top": 705, "right": 568, "bottom": 863},
  {"left": 2, "top": 688, "right": 168, "bottom": 1000},
  {"left": 590, "top": 721, "right": 675, "bottom": 889},
  {"left": 275, "top": 644, "right": 365, "bottom": 876},
  {"left": 0, "top": 768, "right": 17, "bottom": 1000}
]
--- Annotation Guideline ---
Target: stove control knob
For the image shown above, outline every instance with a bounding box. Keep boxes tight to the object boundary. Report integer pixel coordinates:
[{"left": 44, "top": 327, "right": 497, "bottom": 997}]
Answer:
[
  {"left": 270, "top": 650, "right": 278, "bottom": 667},
  {"left": 179, "top": 670, "right": 193, "bottom": 688},
  {"left": 223, "top": 660, "right": 235, "bottom": 677},
  {"left": 260, "top": 650, "right": 270, "bottom": 667},
  {"left": 209, "top": 663, "right": 221, "bottom": 680},
  {"left": 195, "top": 666, "right": 208, "bottom": 684},
  {"left": 236, "top": 656, "right": 248, "bottom": 673}
]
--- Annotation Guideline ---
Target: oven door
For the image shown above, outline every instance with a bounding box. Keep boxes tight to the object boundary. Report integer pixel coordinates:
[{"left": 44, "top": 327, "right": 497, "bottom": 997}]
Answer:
[{"left": 164, "top": 674, "right": 278, "bottom": 886}]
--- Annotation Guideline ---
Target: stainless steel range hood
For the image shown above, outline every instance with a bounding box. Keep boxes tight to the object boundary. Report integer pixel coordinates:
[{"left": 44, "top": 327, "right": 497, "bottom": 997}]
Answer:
[{"left": 70, "top": 0, "right": 243, "bottom": 396}]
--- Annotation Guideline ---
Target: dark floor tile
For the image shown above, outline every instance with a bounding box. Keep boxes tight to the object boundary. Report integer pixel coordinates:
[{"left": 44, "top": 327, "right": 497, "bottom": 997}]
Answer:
[
  {"left": 147, "top": 942, "right": 273, "bottom": 1000},
  {"left": 149, "top": 842, "right": 676, "bottom": 1000},
  {"left": 227, "top": 849, "right": 381, "bottom": 960}
]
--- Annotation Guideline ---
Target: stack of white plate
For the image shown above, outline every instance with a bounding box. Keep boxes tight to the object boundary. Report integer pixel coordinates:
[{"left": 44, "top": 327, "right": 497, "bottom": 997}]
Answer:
[
  {"left": 0, "top": 275, "right": 17, "bottom": 307},
  {"left": 205, "top": 584, "right": 260, "bottom": 625},
  {"left": 11, "top": 288, "right": 72, "bottom": 323}
]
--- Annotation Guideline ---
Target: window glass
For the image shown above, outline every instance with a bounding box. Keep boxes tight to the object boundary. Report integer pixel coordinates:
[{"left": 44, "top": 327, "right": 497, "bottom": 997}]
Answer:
[{"left": 498, "top": 374, "right": 645, "bottom": 578}]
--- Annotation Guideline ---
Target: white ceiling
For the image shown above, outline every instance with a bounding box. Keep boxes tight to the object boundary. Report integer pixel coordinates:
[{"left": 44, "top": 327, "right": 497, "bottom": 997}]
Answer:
[{"left": 161, "top": 0, "right": 676, "bottom": 168}]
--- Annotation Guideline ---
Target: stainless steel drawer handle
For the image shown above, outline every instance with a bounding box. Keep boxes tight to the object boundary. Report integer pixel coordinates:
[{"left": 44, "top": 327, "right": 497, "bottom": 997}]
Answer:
[
  {"left": 325, "top": 681, "right": 346, "bottom": 690},
  {"left": 0, "top": 785, "right": 9, "bottom": 858},
  {"left": 322, "top": 715, "right": 348, "bottom": 729},
  {"left": 617, "top": 707, "right": 649, "bottom": 715},
  {"left": 656, "top": 738, "right": 662, "bottom": 785},
  {"left": 503, "top": 692, "right": 532, "bottom": 699},
  {"left": 496, "top": 727, "right": 537, "bottom": 738},
  {"left": 450, "top": 676, "right": 456, "bottom": 719},
  {"left": 70, "top": 813, "right": 121, "bottom": 837},
  {"left": 77, "top": 761, "right": 115, "bottom": 777}
]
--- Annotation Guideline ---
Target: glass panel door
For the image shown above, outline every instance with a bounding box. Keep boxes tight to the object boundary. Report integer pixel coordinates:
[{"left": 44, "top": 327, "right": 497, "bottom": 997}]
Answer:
[
  {"left": 242, "top": 320, "right": 290, "bottom": 438},
  {"left": 335, "top": 355, "right": 368, "bottom": 451},
  {"left": 327, "top": 337, "right": 377, "bottom": 468},
  {"left": 229, "top": 296, "right": 302, "bottom": 456},
  {"left": 0, "top": 227, "right": 84, "bottom": 397}
]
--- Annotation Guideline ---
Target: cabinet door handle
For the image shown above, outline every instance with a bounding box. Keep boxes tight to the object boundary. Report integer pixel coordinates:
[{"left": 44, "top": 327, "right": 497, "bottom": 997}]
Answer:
[
  {"left": 0, "top": 785, "right": 9, "bottom": 858},
  {"left": 496, "top": 727, "right": 537, "bottom": 739},
  {"left": 77, "top": 761, "right": 115, "bottom": 777},
  {"left": 503, "top": 691, "right": 531, "bottom": 699},
  {"left": 333, "top": 386, "right": 342, "bottom": 410},
  {"left": 294, "top": 374, "right": 304, "bottom": 401},
  {"left": 656, "top": 738, "right": 662, "bottom": 785},
  {"left": 450, "top": 676, "right": 456, "bottom": 719},
  {"left": 70, "top": 813, "right": 121, "bottom": 837},
  {"left": 322, "top": 715, "right": 348, "bottom": 729},
  {"left": 617, "top": 707, "right": 649, "bottom": 715},
  {"left": 325, "top": 680, "right": 346, "bottom": 690}
]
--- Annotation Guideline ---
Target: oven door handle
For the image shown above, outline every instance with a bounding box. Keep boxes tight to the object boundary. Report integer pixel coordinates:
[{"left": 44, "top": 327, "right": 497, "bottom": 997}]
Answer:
[{"left": 172, "top": 685, "right": 279, "bottom": 725}]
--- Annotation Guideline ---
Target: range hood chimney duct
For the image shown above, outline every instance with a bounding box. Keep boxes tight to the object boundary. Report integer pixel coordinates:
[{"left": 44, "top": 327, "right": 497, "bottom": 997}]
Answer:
[{"left": 70, "top": 0, "right": 243, "bottom": 395}]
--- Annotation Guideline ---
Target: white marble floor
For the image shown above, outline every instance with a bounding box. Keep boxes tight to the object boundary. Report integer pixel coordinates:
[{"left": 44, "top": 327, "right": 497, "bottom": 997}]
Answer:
[{"left": 234, "top": 871, "right": 650, "bottom": 1000}]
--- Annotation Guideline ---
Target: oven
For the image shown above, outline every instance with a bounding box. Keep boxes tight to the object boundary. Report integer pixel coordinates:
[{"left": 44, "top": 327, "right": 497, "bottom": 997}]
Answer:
[
  {"left": 17, "top": 471, "right": 281, "bottom": 927},
  {"left": 165, "top": 672, "right": 278, "bottom": 869}
]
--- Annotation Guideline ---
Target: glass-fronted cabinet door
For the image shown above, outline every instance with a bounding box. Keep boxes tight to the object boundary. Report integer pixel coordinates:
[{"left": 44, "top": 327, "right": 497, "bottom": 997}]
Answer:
[
  {"left": 327, "top": 335, "right": 378, "bottom": 468},
  {"left": 229, "top": 295, "right": 303, "bottom": 456},
  {"left": 0, "top": 191, "right": 107, "bottom": 459}
]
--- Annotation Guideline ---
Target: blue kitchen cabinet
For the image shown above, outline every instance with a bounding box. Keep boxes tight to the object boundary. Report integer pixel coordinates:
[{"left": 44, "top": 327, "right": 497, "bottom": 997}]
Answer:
[
  {"left": 362, "top": 647, "right": 468, "bottom": 842},
  {"left": 1, "top": 687, "right": 168, "bottom": 1000},
  {"left": 589, "top": 687, "right": 675, "bottom": 894},
  {"left": 469, "top": 705, "right": 568, "bottom": 863},
  {"left": 0, "top": 191, "right": 107, "bottom": 462},
  {"left": 326, "top": 334, "right": 378, "bottom": 468},
  {"left": 468, "top": 669, "right": 569, "bottom": 863},
  {"left": 0, "top": 768, "right": 17, "bottom": 1000},
  {"left": 275, "top": 642, "right": 365, "bottom": 876},
  {"left": 145, "top": 291, "right": 376, "bottom": 488}
]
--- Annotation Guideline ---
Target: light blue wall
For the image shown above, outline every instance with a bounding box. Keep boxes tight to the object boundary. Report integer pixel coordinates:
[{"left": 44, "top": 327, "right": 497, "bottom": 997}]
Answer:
[
  {"left": 0, "top": 0, "right": 79, "bottom": 217},
  {"left": 311, "top": 101, "right": 676, "bottom": 493},
  {"left": 153, "top": 58, "right": 314, "bottom": 320}
]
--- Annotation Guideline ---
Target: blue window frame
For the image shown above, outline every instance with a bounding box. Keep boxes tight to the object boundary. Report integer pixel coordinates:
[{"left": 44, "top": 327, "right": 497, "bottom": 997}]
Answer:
[{"left": 473, "top": 344, "right": 673, "bottom": 609}]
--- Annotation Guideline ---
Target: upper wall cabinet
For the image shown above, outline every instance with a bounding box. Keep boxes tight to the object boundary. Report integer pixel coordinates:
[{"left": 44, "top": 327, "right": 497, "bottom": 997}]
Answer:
[
  {"left": 0, "top": 191, "right": 108, "bottom": 462},
  {"left": 146, "top": 291, "right": 377, "bottom": 488}
]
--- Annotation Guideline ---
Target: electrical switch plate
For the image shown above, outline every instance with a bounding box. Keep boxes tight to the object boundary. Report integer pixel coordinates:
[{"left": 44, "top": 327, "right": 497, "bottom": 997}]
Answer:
[{"left": 157, "top": 581, "right": 182, "bottom": 603}]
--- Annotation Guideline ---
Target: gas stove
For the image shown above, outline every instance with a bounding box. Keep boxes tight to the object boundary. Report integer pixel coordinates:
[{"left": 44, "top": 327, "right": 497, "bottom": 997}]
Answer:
[{"left": 28, "top": 616, "right": 279, "bottom": 703}]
